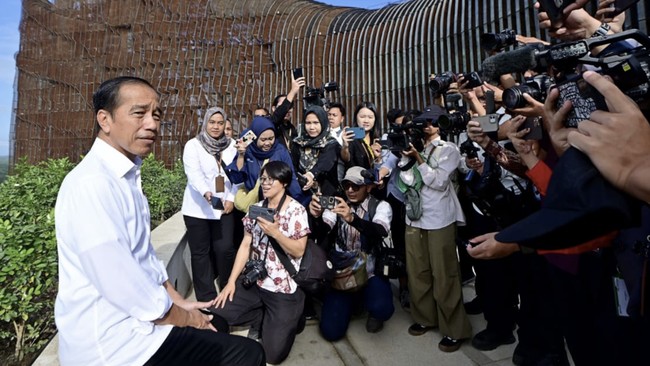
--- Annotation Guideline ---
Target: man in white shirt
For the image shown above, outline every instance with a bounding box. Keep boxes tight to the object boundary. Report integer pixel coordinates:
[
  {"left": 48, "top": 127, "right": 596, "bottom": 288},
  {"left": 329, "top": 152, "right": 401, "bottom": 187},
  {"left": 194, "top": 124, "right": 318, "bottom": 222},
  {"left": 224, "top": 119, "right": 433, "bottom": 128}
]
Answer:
[
  {"left": 54, "top": 76, "right": 265, "bottom": 365},
  {"left": 327, "top": 102, "right": 346, "bottom": 145}
]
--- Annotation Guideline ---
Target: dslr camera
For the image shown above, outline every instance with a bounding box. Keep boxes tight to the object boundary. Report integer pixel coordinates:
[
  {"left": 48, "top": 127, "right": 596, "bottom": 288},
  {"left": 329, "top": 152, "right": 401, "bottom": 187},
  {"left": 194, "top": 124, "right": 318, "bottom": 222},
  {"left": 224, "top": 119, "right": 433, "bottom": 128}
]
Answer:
[
  {"left": 438, "top": 93, "right": 470, "bottom": 133},
  {"left": 481, "top": 29, "right": 517, "bottom": 52},
  {"left": 503, "top": 74, "right": 553, "bottom": 109},
  {"left": 429, "top": 71, "right": 456, "bottom": 94},
  {"left": 242, "top": 259, "right": 268, "bottom": 289}
]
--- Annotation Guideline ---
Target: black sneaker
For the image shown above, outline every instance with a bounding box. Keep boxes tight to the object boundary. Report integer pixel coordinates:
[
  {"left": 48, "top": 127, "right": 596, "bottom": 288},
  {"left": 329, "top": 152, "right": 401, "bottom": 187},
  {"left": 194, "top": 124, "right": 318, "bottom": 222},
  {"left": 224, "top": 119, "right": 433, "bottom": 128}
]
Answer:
[
  {"left": 408, "top": 323, "right": 436, "bottom": 336},
  {"left": 463, "top": 296, "right": 482, "bottom": 315},
  {"left": 438, "top": 336, "right": 463, "bottom": 352},
  {"left": 471, "top": 328, "right": 516, "bottom": 351},
  {"left": 365, "top": 316, "right": 384, "bottom": 333}
]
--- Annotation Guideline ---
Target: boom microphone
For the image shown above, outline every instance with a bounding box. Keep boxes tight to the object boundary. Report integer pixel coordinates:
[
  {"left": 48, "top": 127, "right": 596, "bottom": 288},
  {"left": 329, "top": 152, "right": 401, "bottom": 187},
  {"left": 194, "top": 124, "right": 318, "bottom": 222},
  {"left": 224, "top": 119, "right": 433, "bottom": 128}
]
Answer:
[{"left": 481, "top": 44, "right": 545, "bottom": 83}]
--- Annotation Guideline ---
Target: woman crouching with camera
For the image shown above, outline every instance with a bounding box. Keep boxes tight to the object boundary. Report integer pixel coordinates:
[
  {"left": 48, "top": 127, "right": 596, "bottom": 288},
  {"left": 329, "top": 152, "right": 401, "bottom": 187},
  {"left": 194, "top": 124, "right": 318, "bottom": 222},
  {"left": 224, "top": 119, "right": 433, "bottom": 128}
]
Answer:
[{"left": 212, "top": 161, "right": 310, "bottom": 364}]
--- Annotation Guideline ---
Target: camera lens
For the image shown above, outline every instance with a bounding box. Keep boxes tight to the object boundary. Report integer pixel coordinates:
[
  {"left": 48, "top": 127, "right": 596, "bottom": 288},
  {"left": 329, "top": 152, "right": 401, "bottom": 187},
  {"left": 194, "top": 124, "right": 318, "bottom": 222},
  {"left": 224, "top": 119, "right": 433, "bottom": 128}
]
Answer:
[{"left": 503, "top": 84, "right": 542, "bottom": 109}]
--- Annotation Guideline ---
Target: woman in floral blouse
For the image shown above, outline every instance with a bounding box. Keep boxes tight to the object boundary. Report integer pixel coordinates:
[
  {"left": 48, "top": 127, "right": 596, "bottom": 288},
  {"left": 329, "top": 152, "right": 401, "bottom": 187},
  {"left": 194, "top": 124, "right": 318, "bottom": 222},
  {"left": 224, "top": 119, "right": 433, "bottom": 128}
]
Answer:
[{"left": 213, "top": 161, "right": 310, "bottom": 364}]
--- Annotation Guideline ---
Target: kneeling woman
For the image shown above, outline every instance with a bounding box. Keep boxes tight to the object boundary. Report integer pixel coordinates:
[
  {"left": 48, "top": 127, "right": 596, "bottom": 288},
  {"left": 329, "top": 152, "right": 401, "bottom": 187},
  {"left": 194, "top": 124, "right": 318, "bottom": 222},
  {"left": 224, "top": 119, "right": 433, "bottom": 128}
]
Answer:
[{"left": 213, "top": 161, "right": 310, "bottom": 364}]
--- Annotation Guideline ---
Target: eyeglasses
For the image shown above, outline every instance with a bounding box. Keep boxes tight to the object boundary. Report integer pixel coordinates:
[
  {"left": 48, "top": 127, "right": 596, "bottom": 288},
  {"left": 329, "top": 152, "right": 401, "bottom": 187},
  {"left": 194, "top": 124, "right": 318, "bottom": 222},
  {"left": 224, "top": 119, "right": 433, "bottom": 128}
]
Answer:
[
  {"left": 342, "top": 182, "right": 361, "bottom": 191},
  {"left": 259, "top": 176, "right": 275, "bottom": 185},
  {"left": 254, "top": 114, "right": 270, "bottom": 118}
]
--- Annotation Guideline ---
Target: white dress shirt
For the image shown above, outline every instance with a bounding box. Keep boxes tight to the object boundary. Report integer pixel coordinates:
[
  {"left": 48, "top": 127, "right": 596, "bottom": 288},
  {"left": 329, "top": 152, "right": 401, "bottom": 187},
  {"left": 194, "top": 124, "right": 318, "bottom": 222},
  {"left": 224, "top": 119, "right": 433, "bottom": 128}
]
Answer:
[
  {"left": 55, "top": 138, "right": 173, "bottom": 366},
  {"left": 181, "top": 138, "right": 239, "bottom": 220},
  {"left": 406, "top": 138, "right": 466, "bottom": 230}
]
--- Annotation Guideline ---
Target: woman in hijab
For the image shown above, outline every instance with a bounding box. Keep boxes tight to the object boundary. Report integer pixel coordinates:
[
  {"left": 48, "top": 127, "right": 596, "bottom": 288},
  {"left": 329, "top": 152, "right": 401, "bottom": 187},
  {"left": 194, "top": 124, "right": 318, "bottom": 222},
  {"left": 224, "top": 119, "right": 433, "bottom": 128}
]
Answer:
[
  {"left": 227, "top": 116, "right": 306, "bottom": 207},
  {"left": 181, "top": 106, "right": 238, "bottom": 301},
  {"left": 291, "top": 106, "right": 341, "bottom": 196}
]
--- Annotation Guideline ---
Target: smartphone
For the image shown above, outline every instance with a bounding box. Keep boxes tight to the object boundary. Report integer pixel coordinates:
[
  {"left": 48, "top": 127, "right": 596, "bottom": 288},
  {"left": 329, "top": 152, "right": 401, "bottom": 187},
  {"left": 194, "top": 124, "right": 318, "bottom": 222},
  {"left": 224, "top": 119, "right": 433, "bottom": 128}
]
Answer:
[
  {"left": 292, "top": 67, "right": 303, "bottom": 79},
  {"left": 210, "top": 196, "right": 224, "bottom": 210},
  {"left": 345, "top": 127, "right": 365, "bottom": 139},
  {"left": 319, "top": 195, "right": 337, "bottom": 210},
  {"left": 520, "top": 116, "right": 543, "bottom": 140},
  {"left": 248, "top": 205, "right": 276, "bottom": 223},
  {"left": 240, "top": 130, "right": 257, "bottom": 146},
  {"left": 474, "top": 114, "right": 499, "bottom": 133}
]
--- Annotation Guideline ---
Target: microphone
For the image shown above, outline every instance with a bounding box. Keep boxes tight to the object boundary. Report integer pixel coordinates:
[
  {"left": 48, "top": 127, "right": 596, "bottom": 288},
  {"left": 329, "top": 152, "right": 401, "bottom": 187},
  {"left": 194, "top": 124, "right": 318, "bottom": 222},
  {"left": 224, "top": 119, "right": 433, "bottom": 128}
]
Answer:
[{"left": 481, "top": 45, "right": 543, "bottom": 83}]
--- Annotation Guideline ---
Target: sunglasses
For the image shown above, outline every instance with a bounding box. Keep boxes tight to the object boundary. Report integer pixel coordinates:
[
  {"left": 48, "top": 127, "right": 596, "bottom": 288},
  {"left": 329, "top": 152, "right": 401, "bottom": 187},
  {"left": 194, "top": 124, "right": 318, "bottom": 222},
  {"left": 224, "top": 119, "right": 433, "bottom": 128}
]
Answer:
[{"left": 342, "top": 182, "right": 361, "bottom": 191}]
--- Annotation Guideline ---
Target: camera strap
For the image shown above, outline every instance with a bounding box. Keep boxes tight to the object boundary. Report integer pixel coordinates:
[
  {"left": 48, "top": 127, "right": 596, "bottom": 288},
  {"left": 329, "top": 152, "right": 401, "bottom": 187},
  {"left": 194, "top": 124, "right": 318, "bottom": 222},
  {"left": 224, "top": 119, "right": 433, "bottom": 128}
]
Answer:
[{"left": 260, "top": 192, "right": 289, "bottom": 266}]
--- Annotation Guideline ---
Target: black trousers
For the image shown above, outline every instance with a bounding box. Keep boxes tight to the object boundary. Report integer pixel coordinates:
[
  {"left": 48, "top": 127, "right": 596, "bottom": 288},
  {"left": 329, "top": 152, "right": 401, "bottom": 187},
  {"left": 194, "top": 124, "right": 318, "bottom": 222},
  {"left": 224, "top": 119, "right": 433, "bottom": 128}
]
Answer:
[
  {"left": 212, "top": 279, "right": 305, "bottom": 365},
  {"left": 143, "top": 326, "right": 265, "bottom": 366},
  {"left": 184, "top": 214, "right": 235, "bottom": 301},
  {"left": 548, "top": 248, "right": 642, "bottom": 366}
]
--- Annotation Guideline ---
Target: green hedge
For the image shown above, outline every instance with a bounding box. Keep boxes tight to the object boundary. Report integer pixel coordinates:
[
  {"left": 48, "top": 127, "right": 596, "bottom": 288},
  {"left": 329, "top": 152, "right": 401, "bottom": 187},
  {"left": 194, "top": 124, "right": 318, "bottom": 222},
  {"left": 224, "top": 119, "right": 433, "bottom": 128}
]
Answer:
[{"left": 0, "top": 155, "right": 185, "bottom": 364}]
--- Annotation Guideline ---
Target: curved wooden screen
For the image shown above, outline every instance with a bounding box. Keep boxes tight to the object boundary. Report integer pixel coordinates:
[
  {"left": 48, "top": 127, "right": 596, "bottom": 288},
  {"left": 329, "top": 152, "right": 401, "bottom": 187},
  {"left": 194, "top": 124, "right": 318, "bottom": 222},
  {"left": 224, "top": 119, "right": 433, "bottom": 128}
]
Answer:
[{"left": 12, "top": 0, "right": 648, "bottom": 166}]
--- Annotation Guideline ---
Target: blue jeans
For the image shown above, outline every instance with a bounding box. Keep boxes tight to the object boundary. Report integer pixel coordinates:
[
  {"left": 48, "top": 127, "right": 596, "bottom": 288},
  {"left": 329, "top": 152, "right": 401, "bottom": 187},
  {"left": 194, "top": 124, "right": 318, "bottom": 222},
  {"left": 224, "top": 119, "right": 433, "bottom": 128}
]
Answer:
[{"left": 319, "top": 276, "right": 394, "bottom": 341}]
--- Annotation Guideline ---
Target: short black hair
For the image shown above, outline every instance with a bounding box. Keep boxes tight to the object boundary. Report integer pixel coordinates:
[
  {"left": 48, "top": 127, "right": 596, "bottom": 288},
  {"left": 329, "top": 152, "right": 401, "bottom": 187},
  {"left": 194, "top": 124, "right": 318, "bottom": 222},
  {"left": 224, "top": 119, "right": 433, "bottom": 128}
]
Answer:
[
  {"left": 260, "top": 161, "right": 293, "bottom": 187},
  {"left": 92, "top": 76, "right": 157, "bottom": 134},
  {"left": 328, "top": 102, "right": 346, "bottom": 117},
  {"left": 272, "top": 94, "right": 287, "bottom": 108},
  {"left": 386, "top": 108, "right": 405, "bottom": 124}
]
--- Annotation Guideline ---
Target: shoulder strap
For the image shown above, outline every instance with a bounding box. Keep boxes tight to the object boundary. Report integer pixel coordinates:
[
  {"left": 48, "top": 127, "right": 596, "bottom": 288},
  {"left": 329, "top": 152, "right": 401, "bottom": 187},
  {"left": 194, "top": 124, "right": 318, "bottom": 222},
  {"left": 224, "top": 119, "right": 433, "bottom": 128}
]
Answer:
[
  {"left": 268, "top": 237, "right": 298, "bottom": 277},
  {"left": 367, "top": 195, "right": 380, "bottom": 222},
  {"left": 262, "top": 193, "right": 298, "bottom": 277}
]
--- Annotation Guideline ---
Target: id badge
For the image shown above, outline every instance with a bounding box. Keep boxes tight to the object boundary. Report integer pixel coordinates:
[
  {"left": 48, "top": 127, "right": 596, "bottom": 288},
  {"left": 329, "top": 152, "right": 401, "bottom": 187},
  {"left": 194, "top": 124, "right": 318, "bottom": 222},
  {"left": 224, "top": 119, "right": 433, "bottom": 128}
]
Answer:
[{"left": 215, "top": 175, "right": 225, "bottom": 193}]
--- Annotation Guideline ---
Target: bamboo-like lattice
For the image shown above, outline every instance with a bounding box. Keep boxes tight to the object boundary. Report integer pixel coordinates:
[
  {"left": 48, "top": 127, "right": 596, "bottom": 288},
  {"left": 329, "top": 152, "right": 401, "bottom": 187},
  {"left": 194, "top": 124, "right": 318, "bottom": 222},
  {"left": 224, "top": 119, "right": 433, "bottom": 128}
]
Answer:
[{"left": 11, "top": 0, "right": 649, "bottom": 166}]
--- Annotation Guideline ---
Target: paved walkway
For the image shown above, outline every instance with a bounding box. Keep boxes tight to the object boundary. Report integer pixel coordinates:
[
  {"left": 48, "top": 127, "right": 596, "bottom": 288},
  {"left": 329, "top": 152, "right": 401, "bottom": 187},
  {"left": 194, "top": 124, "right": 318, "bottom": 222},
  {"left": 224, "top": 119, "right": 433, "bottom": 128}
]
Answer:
[{"left": 265, "top": 280, "right": 520, "bottom": 366}]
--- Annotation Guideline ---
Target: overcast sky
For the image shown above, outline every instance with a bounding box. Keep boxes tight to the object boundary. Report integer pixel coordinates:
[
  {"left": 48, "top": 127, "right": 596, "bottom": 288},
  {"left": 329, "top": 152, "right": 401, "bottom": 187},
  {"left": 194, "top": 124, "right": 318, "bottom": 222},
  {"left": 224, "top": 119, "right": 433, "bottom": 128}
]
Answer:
[{"left": 0, "top": 0, "right": 398, "bottom": 158}]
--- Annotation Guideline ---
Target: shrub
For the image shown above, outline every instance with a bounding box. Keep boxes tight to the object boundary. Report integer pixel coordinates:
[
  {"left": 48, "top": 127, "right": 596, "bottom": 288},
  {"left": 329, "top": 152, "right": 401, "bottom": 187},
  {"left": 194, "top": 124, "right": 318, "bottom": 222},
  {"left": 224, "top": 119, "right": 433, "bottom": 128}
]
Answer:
[
  {"left": 0, "top": 155, "right": 185, "bottom": 364},
  {"left": 141, "top": 154, "right": 187, "bottom": 227},
  {"left": 0, "top": 158, "right": 74, "bottom": 363}
]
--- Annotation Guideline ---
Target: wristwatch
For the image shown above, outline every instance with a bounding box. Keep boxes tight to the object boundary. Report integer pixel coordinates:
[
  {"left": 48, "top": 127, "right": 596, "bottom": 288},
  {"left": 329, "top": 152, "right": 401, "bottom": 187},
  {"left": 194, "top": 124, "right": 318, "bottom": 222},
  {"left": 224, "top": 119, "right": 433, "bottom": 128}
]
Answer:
[{"left": 590, "top": 22, "right": 611, "bottom": 38}]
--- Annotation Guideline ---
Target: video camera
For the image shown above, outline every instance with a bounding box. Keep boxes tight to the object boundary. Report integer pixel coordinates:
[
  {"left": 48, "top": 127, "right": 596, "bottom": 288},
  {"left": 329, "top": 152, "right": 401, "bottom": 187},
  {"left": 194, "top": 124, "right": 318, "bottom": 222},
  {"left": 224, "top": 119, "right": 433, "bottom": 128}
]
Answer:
[
  {"left": 482, "top": 29, "right": 650, "bottom": 127},
  {"left": 304, "top": 81, "right": 339, "bottom": 109},
  {"left": 380, "top": 119, "right": 427, "bottom": 152}
]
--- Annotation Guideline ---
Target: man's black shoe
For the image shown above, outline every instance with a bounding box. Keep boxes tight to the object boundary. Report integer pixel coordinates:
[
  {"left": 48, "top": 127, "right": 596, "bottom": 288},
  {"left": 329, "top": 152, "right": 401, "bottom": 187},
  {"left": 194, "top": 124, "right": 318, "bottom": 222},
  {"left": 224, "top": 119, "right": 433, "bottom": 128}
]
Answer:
[
  {"left": 463, "top": 296, "right": 482, "bottom": 315},
  {"left": 408, "top": 323, "right": 436, "bottom": 336},
  {"left": 471, "top": 328, "right": 516, "bottom": 351},
  {"left": 438, "top": 336, "right": 463, "bottom": 352}
]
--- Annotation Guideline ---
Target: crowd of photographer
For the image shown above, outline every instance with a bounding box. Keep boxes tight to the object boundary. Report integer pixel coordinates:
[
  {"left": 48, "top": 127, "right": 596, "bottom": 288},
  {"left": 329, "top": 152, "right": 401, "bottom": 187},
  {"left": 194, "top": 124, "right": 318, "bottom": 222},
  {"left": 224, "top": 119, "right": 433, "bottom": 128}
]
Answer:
[
  {"left": 174, "top": 1, "right": 650, "bottom": 365},
  {"left": 53, "top": 0, "right": 650, "bottom": 365}
]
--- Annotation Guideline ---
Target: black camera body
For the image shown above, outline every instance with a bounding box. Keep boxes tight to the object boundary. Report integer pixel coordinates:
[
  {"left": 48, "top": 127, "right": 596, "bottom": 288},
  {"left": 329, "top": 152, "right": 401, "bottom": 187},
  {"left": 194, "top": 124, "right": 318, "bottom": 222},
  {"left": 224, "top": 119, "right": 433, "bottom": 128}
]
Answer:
[
  {"left": 429, "top": 71, "right": 456, "bottom": 94},
  {"left": 242, "top": 259, "right": 268, "bottom": 289},
  {"left": 304, "top": 81, "right": 339, "bottom": 109},
  {"left": 503, "top": 74, "right": 553, "bottom": 109},
  {"left": 459, "top": 139, "right": 480, "bottom": 160},
  {"left": 460, "top": 71, "right": 483, "bottom": 88},
  {"left": 438, "top": 111, "right": 470, "bottom": 132},
  {"left": 481, "top": 29, "right": 517, "bottom": 51}
]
